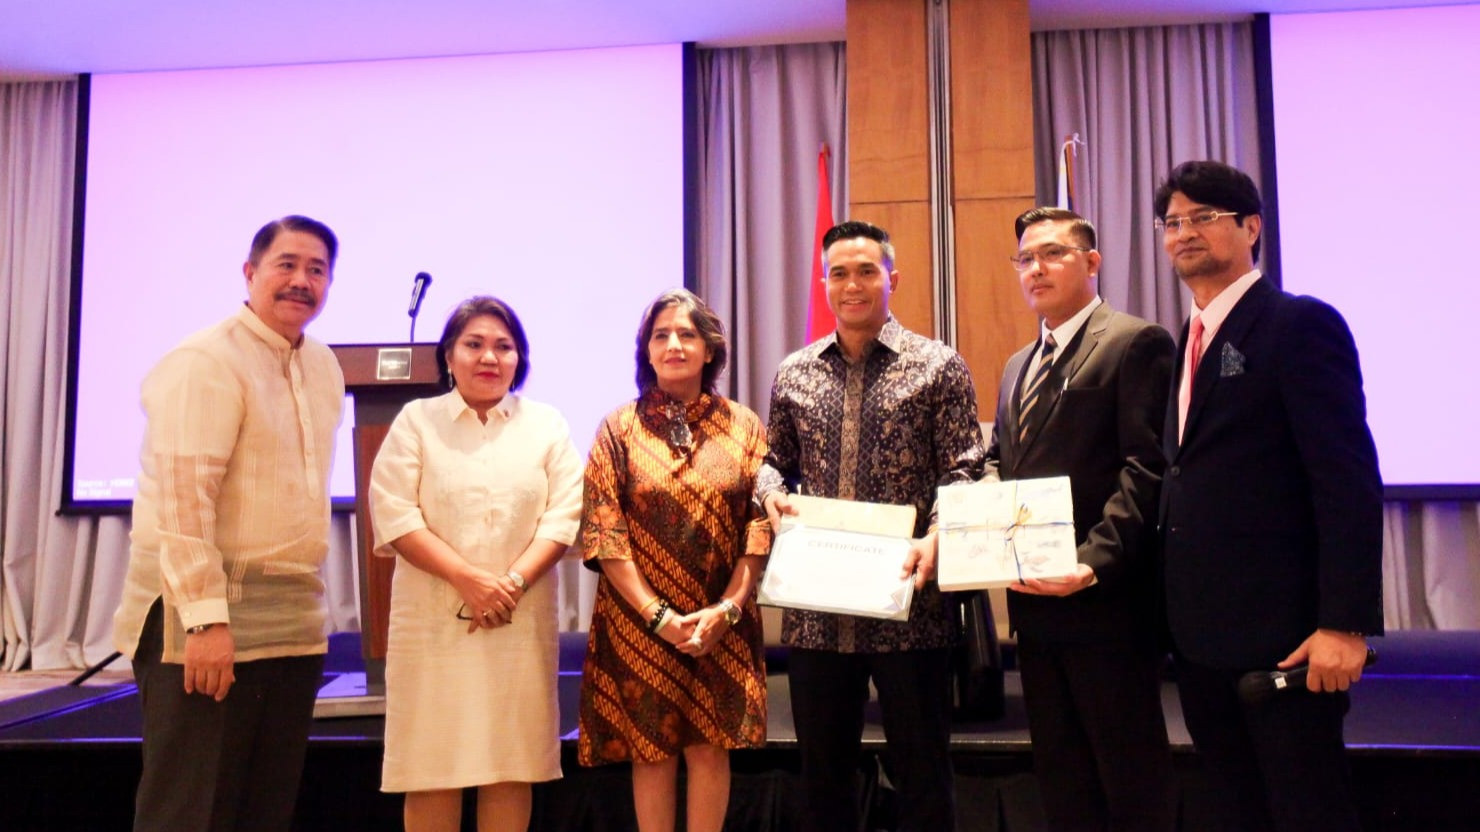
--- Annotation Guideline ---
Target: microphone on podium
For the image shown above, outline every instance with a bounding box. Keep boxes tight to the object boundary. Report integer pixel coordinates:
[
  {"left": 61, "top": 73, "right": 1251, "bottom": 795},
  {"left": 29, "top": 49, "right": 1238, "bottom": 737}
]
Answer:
[
  {"left": 408, "top": 272, "right": 433, "bottom": 341},
  {"left": 1237, "top": 646, "right": 1377, "bottom": 706}
]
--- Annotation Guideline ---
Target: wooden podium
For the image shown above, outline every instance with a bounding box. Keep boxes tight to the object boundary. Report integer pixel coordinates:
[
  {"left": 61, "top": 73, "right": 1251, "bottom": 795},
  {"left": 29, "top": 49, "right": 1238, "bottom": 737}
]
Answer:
[{"left": 331, "top": 343, "right": 441, "bottom": 695}]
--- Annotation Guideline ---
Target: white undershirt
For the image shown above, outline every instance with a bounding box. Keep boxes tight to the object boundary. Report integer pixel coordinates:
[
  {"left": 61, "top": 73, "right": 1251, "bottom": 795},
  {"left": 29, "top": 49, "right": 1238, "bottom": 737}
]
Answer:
[{"left": 1024, "top": 295, "right": 1103, "bottom": 392}]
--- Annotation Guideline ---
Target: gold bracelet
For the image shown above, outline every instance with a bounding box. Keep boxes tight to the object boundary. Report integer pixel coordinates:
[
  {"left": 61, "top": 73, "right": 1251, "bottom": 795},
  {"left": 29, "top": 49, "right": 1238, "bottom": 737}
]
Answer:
[{"left": 638, "top": 595, "right": 662, "bottom": 616}]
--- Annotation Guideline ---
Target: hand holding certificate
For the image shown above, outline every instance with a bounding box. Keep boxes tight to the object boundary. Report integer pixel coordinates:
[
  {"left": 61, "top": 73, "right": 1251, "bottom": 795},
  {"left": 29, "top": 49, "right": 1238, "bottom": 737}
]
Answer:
[
  {"left": 936, "top": 476, "right": 1078, "bottom": 590},
  {"left": 757, "top": 495, "right": 919, "bottom": 620}
]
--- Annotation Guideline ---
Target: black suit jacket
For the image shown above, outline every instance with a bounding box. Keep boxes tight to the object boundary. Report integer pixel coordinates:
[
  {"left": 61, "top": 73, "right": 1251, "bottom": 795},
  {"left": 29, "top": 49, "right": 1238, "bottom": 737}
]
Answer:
[
  {"left": 985, "top": 302, "right": 1175, "bottom": 644},
  {"left": 1159, "top": 277, "right": 1383, "bottom": 671}
]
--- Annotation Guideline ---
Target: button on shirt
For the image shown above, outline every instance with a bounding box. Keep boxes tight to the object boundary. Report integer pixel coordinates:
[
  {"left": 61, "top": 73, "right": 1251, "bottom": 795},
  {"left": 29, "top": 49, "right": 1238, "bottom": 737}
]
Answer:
[
  {"left": 757, "top": 317, "right": 986, "bottom": 652},
  {"left": 114, "top": 305, "right": 345, "bottom": 664}
]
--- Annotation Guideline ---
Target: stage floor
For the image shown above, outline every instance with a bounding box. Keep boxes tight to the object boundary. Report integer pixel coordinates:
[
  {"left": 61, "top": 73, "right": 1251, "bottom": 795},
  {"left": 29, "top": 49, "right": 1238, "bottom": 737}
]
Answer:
[
  {"left": 3, "top": 630, "right": 1478, "bottom": 830},
  {"left": 5, "top": 631, "right": 1478, "bottom": 753}
]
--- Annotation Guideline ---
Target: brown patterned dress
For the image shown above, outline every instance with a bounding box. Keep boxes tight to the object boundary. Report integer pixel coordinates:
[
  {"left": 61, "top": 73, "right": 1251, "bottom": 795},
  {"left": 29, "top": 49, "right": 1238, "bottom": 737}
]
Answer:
[{"left": 578, "top": 390, "right": 773, "bottom": 765}]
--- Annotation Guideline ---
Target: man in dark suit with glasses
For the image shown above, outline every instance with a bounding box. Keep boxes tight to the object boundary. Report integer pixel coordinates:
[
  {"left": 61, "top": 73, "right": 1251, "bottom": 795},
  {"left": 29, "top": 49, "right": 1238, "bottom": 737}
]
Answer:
[
  {"left": 1156, "top": 160, "right": 1382, "bottom": 832},
  {"left": 985, "top": 206, "right": 1176, "bottom": 831}
]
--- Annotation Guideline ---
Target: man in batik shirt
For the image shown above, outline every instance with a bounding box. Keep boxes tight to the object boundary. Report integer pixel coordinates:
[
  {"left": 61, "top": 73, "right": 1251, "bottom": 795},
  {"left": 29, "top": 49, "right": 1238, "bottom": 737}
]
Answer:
[{"left": 757, "top": 220, "right": 985, "bottom": 832}]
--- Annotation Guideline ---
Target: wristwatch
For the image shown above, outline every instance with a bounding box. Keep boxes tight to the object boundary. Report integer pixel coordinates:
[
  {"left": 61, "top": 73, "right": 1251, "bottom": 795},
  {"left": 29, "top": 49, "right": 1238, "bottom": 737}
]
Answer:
[
  {"left": 717, "top": 598, "right": 741, "bottom": 626},
  {"left": 506, "top": 570, "right": 527, "bottom": 592},
  {"left": 186, "top": 623, "right": 218, "bottom": 635}
]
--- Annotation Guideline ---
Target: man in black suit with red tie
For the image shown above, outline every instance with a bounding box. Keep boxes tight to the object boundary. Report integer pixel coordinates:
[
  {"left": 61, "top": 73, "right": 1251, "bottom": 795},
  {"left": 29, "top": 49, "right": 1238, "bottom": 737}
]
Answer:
[
  {"left": 1155, "top": 160, "right": 1383, "bottom": 832},
  {"left": 984, "top": 207, "right": 1176, "bottom": 831}
]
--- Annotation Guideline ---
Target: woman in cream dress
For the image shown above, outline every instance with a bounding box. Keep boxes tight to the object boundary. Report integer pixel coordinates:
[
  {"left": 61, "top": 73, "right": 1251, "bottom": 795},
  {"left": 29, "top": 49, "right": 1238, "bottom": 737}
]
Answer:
[{"left": 370, "top": 296, "right": 582, "bottom": 832}]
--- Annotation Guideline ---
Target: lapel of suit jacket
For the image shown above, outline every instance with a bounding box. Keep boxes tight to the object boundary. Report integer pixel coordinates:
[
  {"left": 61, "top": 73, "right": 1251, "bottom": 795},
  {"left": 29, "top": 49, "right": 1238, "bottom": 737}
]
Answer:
[
  {"left": 1058, "top": 302, "right": 1111, "bottom": 387},
  {"left": 1165, "top": 319, "right": 1186, "bottom": 461},
  {"left": 1001, "top": 345, "right": 1034, "bottom": 467},
  {"left": 1180, "top": 277, "right": 1276, "bottom": 446},
  {"left": 1016, "top": 303, "right": 1106, "bottom": 456}
]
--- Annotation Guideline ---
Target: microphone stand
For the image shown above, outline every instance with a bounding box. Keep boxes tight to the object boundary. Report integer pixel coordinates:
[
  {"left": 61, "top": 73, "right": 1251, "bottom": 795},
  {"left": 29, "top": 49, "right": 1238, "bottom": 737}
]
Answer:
[
  {"left": 408, "top": 272, "right": 431, "bottom": 341},
  {"left": 68, "top": 651, "right": 123, "bottom": 686}
]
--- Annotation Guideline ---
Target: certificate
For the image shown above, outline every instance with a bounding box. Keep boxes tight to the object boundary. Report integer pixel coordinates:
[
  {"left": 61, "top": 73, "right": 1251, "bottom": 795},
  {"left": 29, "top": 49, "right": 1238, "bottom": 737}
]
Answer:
[
  {"left": 936, "top": 476, "right": 1077, "bottom": 590},
  {"left": 784, "top": 493, "right": 917, "bottom": 537},
  {"left": 756, "top": 495, "right": 918, "bottom": 620}
]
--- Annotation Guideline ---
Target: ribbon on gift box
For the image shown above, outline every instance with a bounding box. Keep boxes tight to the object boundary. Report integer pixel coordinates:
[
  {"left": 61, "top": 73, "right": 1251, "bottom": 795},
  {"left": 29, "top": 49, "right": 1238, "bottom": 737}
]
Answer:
[
  {"left": 937, "top": 477, "right": 1077, "bottom": 589},
  {"left": 1002, "top": 501, "right": 1073, "bottom": 583}
]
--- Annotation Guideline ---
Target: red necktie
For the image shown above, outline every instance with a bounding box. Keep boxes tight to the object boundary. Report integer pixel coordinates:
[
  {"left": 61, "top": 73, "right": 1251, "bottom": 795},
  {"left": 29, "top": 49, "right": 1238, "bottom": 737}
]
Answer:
[{"left": 1178, "top": 317, "right": 1205, "bottom": 442}]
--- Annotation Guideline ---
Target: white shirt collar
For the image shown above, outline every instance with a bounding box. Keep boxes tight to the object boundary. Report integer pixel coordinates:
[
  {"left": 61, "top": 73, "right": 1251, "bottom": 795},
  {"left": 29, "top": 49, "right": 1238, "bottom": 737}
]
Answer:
[
  {"left": 1189, "top": 269, "right": 1261, "bottom": 342},
  {"left": 235, "top": 303, "right": 297, "bottom": 351},
  {"left": 1040, "top": 295, "right": 1103, "bottom": 355},
  {"left": 444, "top": 387, "right": 518, "bottom": 422}
]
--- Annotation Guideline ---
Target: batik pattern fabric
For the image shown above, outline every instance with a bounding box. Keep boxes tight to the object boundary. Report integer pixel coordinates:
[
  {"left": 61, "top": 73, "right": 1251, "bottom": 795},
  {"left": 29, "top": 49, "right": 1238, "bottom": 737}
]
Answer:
[
  {"left": 756, "top": 316, "right": 986, "bottom": 653},
  {"left": 578, "top": 390, "right": 773, "bottom": 765}
]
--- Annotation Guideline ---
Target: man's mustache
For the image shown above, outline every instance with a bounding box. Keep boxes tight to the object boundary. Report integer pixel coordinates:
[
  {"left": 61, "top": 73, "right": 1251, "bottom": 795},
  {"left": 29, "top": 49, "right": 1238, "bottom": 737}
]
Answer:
[{"left": 276, "top": 289, "right": 317, "bottom": 306}]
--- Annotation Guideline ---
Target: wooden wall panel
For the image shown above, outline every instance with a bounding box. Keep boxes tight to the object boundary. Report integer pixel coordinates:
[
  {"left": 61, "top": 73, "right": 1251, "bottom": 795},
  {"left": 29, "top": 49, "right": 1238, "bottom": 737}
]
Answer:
[
  {"left": 847, "top": 0, "right": 930, "bottom": 205},
  {"left": 947, "top": 0, "right": 1035, "bottom": 418},
  {"left": 847, "top": 0, "right": 934, "bottom": 338},
  {"left": 354, "top": 423, "right": 394, "bottom": 659},
  {"left": 949, "top": 0, "right": 1034, "bottom": 199},
  {"left": 953, "top": 197, "right": 1038, "bottom": 416},
  {"left": 843, "top": 0, "right": 1036, "bottom": 643},
  {"left": 848, "top": 200, "right": 935, "bottom": 337}
]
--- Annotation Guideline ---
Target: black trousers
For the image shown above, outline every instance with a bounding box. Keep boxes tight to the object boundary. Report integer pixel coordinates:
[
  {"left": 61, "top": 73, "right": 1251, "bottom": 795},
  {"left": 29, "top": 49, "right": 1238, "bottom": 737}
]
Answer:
[
  {"left": 787, "top": 647, "right": 956, "bottom": 832},
  {"left": 1175, "top": 656, "right": 1359, "bottom": 832},
  {"left": 131, "top": 600, "right": 325, "bottom": 832},
  {"left": 1017, "top": 637, "right": 1175, "bottom": 832}
]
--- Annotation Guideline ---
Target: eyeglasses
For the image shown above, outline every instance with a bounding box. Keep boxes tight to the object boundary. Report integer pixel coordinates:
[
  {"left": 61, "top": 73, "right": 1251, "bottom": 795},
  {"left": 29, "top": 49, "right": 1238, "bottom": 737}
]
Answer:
[
  {"left": 1154, "top": 210, "right": 1240, "bottom": 234},
  {"left": 1009, "top": 245, "right": 1090, "bottom": 271}
]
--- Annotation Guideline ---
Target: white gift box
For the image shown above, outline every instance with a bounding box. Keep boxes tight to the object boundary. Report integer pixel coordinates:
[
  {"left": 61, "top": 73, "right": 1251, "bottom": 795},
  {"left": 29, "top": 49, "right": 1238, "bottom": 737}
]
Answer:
[{"left": 936, "top": 476, "right": 1078, "bottom": 590}]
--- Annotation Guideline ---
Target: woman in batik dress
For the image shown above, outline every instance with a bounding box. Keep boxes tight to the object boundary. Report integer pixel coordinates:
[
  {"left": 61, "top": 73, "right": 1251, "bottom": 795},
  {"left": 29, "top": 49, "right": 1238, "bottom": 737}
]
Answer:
[{"left": 578, "top": 288, "right": 771, "bottom": 832}]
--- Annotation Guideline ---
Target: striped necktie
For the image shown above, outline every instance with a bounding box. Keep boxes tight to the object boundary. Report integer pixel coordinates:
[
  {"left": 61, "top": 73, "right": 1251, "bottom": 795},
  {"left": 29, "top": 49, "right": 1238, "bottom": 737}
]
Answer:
[{"left": 1018, "top": 333, "right": 1057, "bottom": 444}]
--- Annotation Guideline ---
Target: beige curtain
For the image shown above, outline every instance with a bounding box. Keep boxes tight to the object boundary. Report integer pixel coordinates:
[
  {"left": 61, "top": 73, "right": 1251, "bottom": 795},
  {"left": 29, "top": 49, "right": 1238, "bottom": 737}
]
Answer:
[
  {"left": 4, "top": 32, "right": 1472, "bottom": 674},
  {"left": 0, "top": 79, "right": 119, "bottom": 670},
  {"left": 1383, "top": 502, "right": 1480, "bottom": 629},
  {"left": 1031, "top": 22, "right": 1262, "bottom": 331},
  {"left": 0, "top": 44, "right": 852, "bottom": 670},
  {"left": 1030, "top": 23, "right": 1480, "bottom": 631},
  {"left": 695, "top": 42, "right": 848, "bottom": 418},
  {"left": 0, "top": 79, "right": 361, "bottom": 670}
]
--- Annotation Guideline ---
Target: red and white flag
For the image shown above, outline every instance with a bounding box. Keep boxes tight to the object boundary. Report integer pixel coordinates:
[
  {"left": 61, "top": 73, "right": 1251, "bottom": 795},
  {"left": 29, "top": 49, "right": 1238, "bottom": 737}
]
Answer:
[
  {"left": 806, "top": 144, "right": 836, "bottom": 343},
  {"left": 1056, "top": 133, "right": 1084, "bottom": 211}
]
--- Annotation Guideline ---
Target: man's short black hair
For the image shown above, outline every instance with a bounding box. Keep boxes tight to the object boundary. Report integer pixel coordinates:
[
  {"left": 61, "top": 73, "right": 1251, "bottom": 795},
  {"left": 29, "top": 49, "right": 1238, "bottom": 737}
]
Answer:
[
  {"left": 822, "top": 220, "right": 888, "bottom": 252},
  {"left": 821, "top": 220, "right": 895, "bottom": 271},
  {"left": 1013, "top": 207, "right": 1097, "bottom": 249},
  {"left": 1153, "top": 161, "right": 1263, "bottom": 261},
  {"left": 247, "top": 215, "right": 339, "bottom": 268}
]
